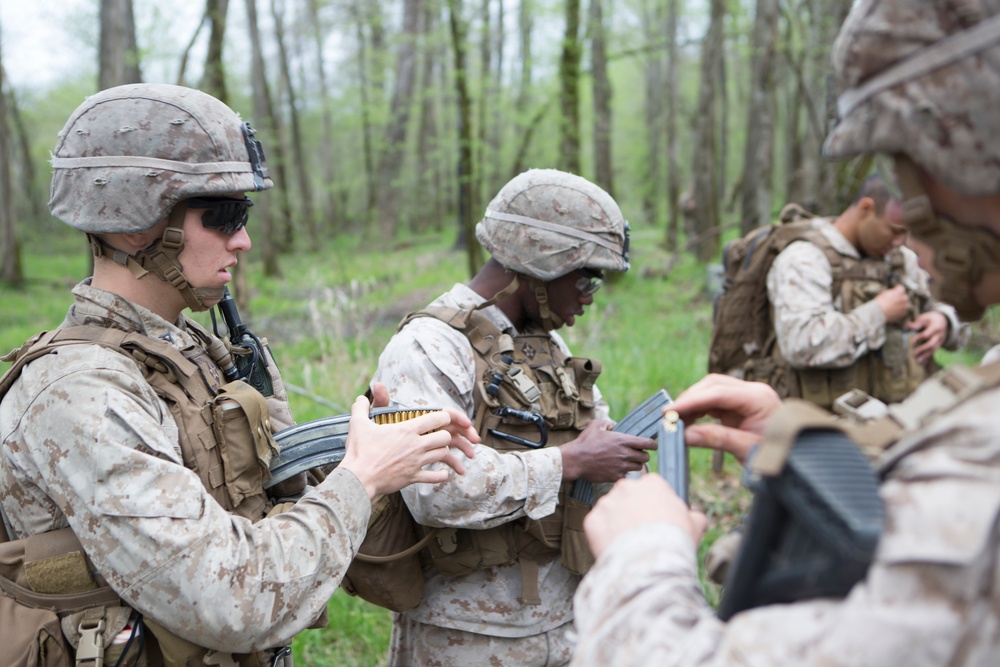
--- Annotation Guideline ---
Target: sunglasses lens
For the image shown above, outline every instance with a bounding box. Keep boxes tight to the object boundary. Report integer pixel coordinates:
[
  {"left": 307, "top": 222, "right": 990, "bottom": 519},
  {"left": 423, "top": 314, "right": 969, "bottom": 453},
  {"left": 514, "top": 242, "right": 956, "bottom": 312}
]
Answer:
[
  {"left": 188, "top": 197, "right": 253, "bottom": 235},
  {"left": 575, "top": 270, "right": 603, "bottom": 295}
]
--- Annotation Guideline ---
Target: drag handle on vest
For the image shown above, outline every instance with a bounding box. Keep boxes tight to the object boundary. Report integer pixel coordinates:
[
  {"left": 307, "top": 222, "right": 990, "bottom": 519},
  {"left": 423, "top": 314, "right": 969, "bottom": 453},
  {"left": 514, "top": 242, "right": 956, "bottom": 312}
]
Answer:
[
  {"left": 215, "top": 286, "right": 274, "bottom": 397},
  {"left": 489, "top": 406, "right": 548, "bottom": 448}
]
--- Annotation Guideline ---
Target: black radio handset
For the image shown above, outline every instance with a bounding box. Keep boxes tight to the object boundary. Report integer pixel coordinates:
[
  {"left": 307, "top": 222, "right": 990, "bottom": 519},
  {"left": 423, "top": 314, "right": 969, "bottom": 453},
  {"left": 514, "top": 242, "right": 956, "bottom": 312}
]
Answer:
[{"left": 214, "top": 286, "right": 274, "bottom": 396}]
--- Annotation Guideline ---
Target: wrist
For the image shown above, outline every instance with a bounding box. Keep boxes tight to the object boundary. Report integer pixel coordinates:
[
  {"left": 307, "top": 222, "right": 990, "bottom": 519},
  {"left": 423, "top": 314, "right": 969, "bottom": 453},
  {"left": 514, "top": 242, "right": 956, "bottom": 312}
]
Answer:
[{"left": 560, "top": 444, "right": 581, "bottom": 481}]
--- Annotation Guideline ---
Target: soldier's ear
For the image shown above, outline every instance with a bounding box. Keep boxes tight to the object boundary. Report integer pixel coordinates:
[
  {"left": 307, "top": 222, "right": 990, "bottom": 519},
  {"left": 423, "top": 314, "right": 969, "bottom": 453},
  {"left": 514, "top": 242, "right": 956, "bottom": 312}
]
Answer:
[{"left": 856, "top": 196, "right": 878, "bottom": 220}]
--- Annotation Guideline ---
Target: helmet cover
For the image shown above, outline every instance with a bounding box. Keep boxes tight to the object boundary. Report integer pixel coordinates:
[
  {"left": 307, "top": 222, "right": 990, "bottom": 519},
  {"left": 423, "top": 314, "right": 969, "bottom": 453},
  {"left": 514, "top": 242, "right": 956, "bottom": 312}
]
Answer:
[
  {"left": 475, "top": 169, "right": 630, "bottom": 282},
  {"left": 823, "top": 0, "right": 1000, "bottom": 196},
  {"left": 50, "top": 83, "right": 272, "bottom": 234}
]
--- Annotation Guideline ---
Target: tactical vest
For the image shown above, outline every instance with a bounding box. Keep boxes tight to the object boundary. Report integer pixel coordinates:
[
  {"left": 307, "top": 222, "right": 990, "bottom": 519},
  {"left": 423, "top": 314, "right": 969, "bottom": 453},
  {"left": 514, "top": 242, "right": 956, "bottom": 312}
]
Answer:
[
  {"left": 749, "top": 231, "right": 926, "bottom": 408},
  {"left": 400, "top": 305, "right": 600, "bottom": 604},
  {"left": 0, "top": 321, "right": 286, "bottom": 667}
]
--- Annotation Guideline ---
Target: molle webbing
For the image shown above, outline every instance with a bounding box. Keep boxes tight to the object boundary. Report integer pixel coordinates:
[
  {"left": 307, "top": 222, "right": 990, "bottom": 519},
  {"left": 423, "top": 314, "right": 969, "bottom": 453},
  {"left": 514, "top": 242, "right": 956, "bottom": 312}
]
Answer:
[
  {"left": 0, "top": 326, "right": 283, "bottom": 665},
  {"left": 0, "top": 528, "right": 121, "bottom": 614},
  {"left": 401, "top": 305, "right": 601, "bottom": 599},
  {"left": 1, "top": 323, "right": 274, "bottom": 519}
]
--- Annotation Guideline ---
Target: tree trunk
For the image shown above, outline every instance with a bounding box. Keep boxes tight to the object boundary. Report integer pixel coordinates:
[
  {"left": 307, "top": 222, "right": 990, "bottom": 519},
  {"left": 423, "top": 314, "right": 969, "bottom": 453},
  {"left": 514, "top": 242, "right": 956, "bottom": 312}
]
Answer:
[
  {"left": 664, "top": 0, "right": 681, "bottom": 251},
  {"left": 692, "top": 0, "right": 726, "bottom": 262},
  {"left": 375, "top": 0, "right": 424, "bottom": 238},
  {"left": 447, "top": 0, "right": 482, "bottom": 276},
  {"left": 353, "top": 0, "right": 379, "bottom": 221},
  {"left": 307, "top": 0, "right": 340, "bottom": 233},
  {"left": 589, "top": 0, "right": 613, "bottom": 197},
  {"left": 0, "top": 53, "right": 23, "bottom": 287},
  {"left": 641, "top": 0, "right": 663, "bottom": 227},
  {"left": 475, "top": 0, "right": 491, "bottom": 203},
  {"left": 739, "top": 0, "right": 779, "bottom": 234},
  {"left": 271, "top": 0, "right": 314, "bottom": 248},
  {"left": 99, "top": 0, "right": 142, "bottom": 89},
  {"left": 202, "top": 0, "right": 230, "bottom": 106},
  {"left": 557, "top": 0, "right": 581, "bottom": 174},
  {"left": 244, "top": 0, "right": 282, "bottom": 278},
  {"left": 415, "top": 1, "right": 442, "bottom": 232}
]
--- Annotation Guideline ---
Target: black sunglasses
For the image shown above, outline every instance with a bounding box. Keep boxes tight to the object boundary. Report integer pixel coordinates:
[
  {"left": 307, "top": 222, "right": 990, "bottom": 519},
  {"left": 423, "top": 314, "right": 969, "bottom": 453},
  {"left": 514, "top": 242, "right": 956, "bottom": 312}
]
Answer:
[
  {"left": 575, "top": 268, "right": 604, "bottom": 296},
  {"left": 187, "top": 196, "right": 254, "bottom": 236}
]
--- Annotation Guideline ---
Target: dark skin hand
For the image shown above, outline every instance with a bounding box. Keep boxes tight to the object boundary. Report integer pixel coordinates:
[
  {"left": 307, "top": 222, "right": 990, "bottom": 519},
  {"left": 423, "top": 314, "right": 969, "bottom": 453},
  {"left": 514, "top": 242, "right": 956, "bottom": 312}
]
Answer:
[{"left": 559, "top": 419, "right": 657, "bottom": 482}]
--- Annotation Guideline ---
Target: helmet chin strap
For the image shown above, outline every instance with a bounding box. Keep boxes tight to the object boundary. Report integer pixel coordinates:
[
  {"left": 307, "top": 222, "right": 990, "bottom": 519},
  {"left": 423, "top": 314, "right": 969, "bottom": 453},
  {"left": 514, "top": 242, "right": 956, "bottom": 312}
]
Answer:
[
  {"left": 525, "top": 276, "right": 564, "bottom": 331},
  {"left": 89, "top": 206, "right": 224, "bottom": 313},
  {"left": 894, "top": 155, "right": 1000, "bottom": 321}
]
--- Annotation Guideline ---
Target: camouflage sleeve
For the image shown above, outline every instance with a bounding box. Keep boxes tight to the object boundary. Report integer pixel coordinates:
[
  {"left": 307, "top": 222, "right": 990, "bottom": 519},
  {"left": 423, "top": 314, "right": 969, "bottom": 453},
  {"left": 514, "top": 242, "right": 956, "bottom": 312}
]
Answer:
[
  {"left": 14, "top": 346, "right": 369, "bottom": 652},
  {"left": 767, "top": 242, "right": 887, "bottom": 368},
  {"left": 572, "top": 406, "right": 1000, "bottom": 666},
  {"left": 898, "top": 247, "right": 970, "bottom": 350},
  {"left": 571, "top": 509, "right": 993, "bottom": 667},
  {"left": 372, "top": 317, "right": 563, "bottom": 527}
]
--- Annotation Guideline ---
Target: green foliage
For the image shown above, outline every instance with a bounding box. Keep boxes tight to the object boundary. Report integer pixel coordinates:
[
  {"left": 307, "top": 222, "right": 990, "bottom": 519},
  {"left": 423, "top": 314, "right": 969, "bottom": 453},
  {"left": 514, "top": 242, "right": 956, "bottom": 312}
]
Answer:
[{"left": 293, "top": 590, "right": 392, "bottom": 667}]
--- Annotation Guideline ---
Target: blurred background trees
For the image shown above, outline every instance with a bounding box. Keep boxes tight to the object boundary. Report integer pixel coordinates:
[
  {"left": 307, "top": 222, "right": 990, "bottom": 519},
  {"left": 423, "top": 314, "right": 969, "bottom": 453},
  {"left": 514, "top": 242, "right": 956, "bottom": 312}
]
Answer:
[{"left": 0, "top": 0, "right": 868, "bottom": 285}]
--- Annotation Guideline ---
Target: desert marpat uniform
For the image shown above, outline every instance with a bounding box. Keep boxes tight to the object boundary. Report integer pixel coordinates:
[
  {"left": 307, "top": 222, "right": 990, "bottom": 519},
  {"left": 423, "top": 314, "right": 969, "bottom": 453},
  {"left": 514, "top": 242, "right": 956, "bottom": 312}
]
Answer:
[
  {"left": 570, "top": 367, "right": 1000, "bottom": 666},
  {"left": 0, "top": 280, "right": 370, "bottom": 652},
  {"left": 766, "top": 217, "right": 967, "bottom": 405},
  {"left": 372, "top": 283, "right": 610, "bottom": 666}
]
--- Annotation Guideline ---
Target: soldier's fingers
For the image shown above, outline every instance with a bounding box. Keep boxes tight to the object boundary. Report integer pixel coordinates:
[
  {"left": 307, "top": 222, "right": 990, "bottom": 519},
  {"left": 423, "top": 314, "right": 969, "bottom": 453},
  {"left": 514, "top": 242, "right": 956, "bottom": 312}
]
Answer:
[
  {"left": 447, "top": 434, "right": 477, "bottom": 460},
  {"left": 685, "top": 422, "right": 759, "bottom": 463},
  {"left": 369, "top": 382, "right": 390, "bottom": 408},
  {"left": 624, "top": 436, "right": 657, "bottom": 451},
  {"left": 412, "top": 467, "right": 451, "bottom": 486},
  {"left": 436, "top": 451, "right": 467, "bottom": 476},
  {"left": 689, "top": 510, "right": 708, "bottom": 542},
  {"left": 407, "top": 409, "right": 453, "bottom": 435}
]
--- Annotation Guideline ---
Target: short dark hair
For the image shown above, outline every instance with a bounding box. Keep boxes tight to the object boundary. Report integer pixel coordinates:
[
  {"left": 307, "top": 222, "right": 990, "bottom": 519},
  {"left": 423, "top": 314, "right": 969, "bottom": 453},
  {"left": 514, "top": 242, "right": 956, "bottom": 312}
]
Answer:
[{"left": 852, "top": 173, "right": 897, "bottom": 214}]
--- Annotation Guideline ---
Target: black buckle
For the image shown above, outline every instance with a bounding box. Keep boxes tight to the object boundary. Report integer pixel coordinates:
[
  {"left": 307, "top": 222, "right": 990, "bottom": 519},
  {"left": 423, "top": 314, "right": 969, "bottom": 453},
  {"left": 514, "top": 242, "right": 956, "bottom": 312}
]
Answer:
[{"left": 242, "top": 122, "right": 270, "bottom": 190}]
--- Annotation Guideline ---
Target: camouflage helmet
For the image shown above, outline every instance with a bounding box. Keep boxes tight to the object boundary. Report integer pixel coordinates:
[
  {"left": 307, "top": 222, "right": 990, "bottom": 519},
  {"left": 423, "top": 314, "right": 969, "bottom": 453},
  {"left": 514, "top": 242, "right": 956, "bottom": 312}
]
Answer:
[
  {"left": 823, "top": 0, "right": 1000, "bottom": 196},
  {"left": 475, "top": 169, "right": 630, "bottom": 282},
  {"left": 50, "top": 83, "right": 271, "bottom": 234}
]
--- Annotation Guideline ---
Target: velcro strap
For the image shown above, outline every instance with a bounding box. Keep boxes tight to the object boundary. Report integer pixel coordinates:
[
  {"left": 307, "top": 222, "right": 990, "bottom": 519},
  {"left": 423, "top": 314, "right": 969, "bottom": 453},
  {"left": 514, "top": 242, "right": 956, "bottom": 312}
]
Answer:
[{"left": 518, "top": 555, "right": 542, "bottom": 606}]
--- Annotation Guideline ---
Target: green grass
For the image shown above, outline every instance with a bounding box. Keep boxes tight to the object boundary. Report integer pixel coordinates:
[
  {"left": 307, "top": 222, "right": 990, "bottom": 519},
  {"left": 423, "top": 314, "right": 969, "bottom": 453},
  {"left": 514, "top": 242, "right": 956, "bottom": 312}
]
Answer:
[{"left": 4, "top": 226, "right": 998, "bottom": 666}]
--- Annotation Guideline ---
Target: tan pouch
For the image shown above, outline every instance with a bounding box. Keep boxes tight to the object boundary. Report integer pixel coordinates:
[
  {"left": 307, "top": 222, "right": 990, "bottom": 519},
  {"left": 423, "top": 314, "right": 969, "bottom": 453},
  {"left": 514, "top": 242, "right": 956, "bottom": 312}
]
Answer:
[
  {"left": 0, "top": 593, "right": 72, "bottom": 667},
  {"left": 212, "top": 381, "right": 279, "bottom": 513},
  {"left": 558, "top": 495, "right": 595, "bottom": 575},
  {"left": 341, "top": 493, "right": 431, "bottom": 612}
]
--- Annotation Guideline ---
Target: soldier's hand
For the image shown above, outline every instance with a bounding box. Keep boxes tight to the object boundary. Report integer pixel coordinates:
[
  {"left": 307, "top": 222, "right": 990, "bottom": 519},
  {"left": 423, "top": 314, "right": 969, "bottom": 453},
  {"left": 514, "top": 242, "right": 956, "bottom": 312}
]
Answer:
[
  {"left": 670, "top": 373, "right": 779, "bottom": 464},
  {"left": 369, "top": 381, "right": 391, "bottom": 408},
  {"left": 339, "top": 395, "right": 479, "bottom": 499},
  {"left": 584, "top": 474, "right": 707, "bottom": 560},
  {"left": 908, "top": 311, "right": 948, "bottom": 364},
  {"left": 875, "top": 284, "right": 910, "bottom": 323},
  {"left": 560, "top": 419, "right": 655, "bottom": 482}
]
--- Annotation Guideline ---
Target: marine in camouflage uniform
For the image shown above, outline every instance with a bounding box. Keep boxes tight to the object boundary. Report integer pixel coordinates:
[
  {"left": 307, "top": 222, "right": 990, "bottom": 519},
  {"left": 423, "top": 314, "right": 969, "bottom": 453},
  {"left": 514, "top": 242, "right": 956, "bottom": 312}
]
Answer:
[
  {"left": 0, "top": 83, "right": 475, "bottom": 666},
  {"left": 766, "top": 177, "right": 968, "bottom": 407},
  {"left": 371, "top": 169, "right": 654, "bottom": 667},
  {"left": 569, "top": 0, "right": 1000, "bottom": 665}
]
